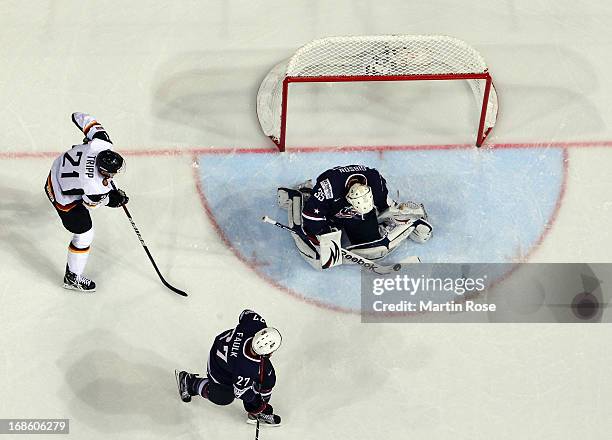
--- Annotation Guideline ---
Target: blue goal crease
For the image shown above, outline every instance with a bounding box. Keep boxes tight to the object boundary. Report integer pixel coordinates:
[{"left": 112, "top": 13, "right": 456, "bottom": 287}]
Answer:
[{"left": 197, "top": 149, "right": 565, "bottom": 311}]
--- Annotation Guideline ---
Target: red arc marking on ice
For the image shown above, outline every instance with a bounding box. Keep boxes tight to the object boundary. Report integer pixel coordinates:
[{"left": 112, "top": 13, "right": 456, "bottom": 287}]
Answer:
[{"left": 1, "top": 141, "right": 574, "bottom": 313}]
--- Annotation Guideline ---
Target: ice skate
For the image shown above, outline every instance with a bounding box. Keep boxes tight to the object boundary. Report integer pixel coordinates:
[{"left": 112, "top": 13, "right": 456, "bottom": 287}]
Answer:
[
  {"left": 175, "top": 370, "right": 196, "bottom": 403},
  {"left": 63, "top": 265, "right": 96, "bottom": 292}
]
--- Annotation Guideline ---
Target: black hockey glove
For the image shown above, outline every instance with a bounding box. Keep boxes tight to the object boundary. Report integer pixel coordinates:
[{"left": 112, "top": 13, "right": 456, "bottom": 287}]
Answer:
[
  {"left": 260, "top": 404, "right": 274, "bottom": 415},
  {"left": 248, "top": 402, "right": 273, "bottom": 416},
  {"left": 107, "top": 188, "right": 129, "bottom": 207},
  {"left": 248, "top": 403, "right": 281, "bottom": 425},
  {"left": 244, "top": 392, "right": 271, "bottom": 415}
]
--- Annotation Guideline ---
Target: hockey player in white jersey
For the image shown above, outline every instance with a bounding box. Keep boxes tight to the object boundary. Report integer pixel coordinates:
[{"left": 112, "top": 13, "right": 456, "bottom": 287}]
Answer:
[{"left": 45, "top": 113, "right": 129, "bottom": 292}]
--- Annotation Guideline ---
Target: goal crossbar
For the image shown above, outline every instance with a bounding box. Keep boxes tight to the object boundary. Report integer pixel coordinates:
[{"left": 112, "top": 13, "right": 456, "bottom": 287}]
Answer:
[{"left": 257, "top": 35, "right": 498, "bottom": 152}]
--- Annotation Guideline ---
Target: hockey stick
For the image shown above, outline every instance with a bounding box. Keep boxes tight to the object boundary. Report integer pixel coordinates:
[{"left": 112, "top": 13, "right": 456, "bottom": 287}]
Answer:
[
  {"left": 254, "top": 355, "right": 266, "bottom": 440},
  {"left": 111, "top": 182, "right": 188, "bottom": 297},
  {"left": 262, "top": 216, "right": 418, "bottom": 275}
]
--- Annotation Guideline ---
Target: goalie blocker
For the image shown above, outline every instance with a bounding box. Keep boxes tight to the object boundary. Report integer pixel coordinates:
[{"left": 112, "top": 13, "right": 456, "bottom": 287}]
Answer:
[{"left": 277, "top": 165, "right": 432, "bottom": 270}]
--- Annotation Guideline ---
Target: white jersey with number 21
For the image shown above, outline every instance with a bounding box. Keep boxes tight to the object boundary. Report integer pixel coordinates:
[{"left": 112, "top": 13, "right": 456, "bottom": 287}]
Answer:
[{"left": 50, "top": 138, "right": 114, "bottom": 208}]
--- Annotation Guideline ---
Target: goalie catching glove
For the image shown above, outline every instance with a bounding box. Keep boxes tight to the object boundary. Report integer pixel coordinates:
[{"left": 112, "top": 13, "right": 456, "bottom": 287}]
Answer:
[{"left": 378, "top": 201, "right": 432, "bottom": 243}]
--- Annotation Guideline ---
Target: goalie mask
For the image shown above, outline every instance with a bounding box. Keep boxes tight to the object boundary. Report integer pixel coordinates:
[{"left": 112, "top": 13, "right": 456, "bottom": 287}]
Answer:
[
  {"left": 346, "top": 183, "right": 374, "bottom": 215},
  {"left": 252, "top": 327, "right": 282, "bottom": 356}
]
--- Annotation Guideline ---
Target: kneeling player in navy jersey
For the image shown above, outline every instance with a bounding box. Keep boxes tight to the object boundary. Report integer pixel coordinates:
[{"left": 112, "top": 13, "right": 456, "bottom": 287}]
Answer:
[
  {"left": 175, "top": 310, "right": 282, "bottom": 426},
  {"left": 277, "top": 165, "right": 433, "bottom": 270}
]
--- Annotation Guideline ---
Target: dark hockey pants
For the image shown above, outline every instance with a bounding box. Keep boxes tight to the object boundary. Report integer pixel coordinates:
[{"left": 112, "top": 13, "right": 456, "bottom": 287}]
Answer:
[{"left": 200, "top": 378, "right": 264, "bottom": 413}]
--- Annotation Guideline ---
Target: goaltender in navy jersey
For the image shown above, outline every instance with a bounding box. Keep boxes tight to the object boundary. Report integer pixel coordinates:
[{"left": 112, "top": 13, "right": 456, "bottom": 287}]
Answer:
[
  {"left": 208, "top": 310, "right": 276, "bottom": 406},
  {"left": 302, "top": 165, "right": 392, "bottom": 244}
]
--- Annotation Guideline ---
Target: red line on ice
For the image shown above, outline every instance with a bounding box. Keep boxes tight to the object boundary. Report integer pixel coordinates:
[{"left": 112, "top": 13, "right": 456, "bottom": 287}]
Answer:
[
  {"left": 1, "top": 142, "right": 572, "bottom": 314},
  {"left": 1, "top": 139, "right": 612, "bottom": 159},
  {"left": 188, "top": 145, "right": 570, "bottom": 314}
]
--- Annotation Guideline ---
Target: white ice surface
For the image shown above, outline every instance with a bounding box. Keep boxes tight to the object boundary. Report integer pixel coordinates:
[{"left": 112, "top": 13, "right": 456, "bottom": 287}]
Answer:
[{"left": 1, "top": 1, "right": 612, "bottom": 439}]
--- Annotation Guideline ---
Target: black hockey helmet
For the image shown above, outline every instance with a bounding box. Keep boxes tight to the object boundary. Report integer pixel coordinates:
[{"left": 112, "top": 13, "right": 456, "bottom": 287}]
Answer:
[{"left": 96, "top": 149, "right": 124, "bottom": 177}]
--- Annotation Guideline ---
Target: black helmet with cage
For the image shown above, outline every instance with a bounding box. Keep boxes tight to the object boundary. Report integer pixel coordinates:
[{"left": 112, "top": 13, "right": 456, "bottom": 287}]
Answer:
[{"left": 96, "top": 149, "right": 124, "bottom": 177}]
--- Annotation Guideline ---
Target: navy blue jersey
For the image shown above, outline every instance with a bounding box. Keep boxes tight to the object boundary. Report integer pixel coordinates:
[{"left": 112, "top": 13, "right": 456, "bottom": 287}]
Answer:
[
  {"left": 207, "top": 310, "right": 276, "bottom": 405},
  {"left": 302, "top": 165, "right": 391, "bottom": 241}
]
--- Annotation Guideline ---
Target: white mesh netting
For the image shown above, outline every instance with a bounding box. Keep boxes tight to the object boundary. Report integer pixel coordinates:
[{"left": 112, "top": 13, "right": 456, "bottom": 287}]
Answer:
[{"left": 257, "top": 35, "right": 498, "bottom": 146}]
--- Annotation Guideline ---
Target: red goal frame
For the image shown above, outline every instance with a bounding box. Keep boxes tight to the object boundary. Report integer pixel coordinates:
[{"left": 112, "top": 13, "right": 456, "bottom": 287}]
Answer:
[{"left": 273, "top": 72, "right": 494, "bottom": 152}]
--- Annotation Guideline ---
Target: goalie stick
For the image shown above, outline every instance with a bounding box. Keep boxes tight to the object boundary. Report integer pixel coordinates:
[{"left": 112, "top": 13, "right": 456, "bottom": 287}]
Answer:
[
  {"left": 112, "top": 182, "right": 188, "bottom": 297},
  {"left": 261, "top": 216, "right": 419, "bottom": 275}
]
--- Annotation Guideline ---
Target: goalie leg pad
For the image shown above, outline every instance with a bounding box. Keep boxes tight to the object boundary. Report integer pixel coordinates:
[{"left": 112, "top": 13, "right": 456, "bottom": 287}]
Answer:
[
  {"left": 347, "top": 243, "right": 389, "bottom": 261},
  {"left": 318, "top": 230, "right": 342, "bottom": 269},
  {"left": 347, "top": 220, "right": 415, "bottom": 260},
  {"left": 384, "top": 220, "right": 417, "bottom": 250},
  {"left": 292, "top": 233, "right": 320, "bottom": 270},
  {"left": 409, "top": 218, "right": 433, "bottom": 243}
]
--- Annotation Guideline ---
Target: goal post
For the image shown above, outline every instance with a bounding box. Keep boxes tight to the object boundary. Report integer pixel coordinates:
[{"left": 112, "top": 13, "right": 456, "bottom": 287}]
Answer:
[{"left": 256, "top": 35, "right": 498, "bottom": 152}]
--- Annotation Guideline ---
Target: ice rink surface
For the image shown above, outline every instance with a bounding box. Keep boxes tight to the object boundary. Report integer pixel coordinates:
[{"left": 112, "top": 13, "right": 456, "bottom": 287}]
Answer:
[{"left": 2, "top": 1, "right": 612, "bottom": 439}]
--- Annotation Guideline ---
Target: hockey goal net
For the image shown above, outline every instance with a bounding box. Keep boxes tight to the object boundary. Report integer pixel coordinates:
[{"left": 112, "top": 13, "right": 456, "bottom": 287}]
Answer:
[{"left": 257, "top": 35, "right": 498, "bottom": 151}]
